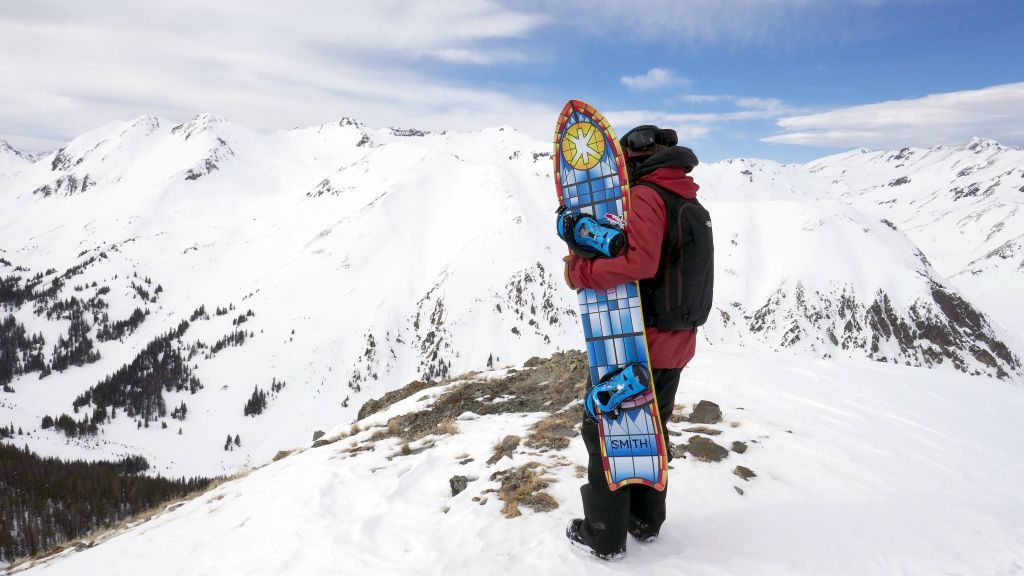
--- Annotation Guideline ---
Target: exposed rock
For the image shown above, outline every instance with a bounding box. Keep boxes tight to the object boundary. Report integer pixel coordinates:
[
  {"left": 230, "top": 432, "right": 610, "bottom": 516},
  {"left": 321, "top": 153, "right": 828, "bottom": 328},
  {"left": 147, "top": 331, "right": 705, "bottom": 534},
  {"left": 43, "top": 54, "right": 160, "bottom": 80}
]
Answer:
[
  {"left": 670, "top": 443, "right": 687, "bottom": 460},
  {"left": 687, "top": 401, "right": 723, "bottom": 424},
  {"left": 272, "top": 450, "right": 291, "bottom": 462},
  {"left": 371, "top": 350, "right": 587, "bottom": 443},
  {"left": 731, "top": 441, "right": 748, "bottom": 454},
  {"left": 523, "top": 356, "right": 545, "bottom": 368},
  {"left": 745, "top": 278, "right": 1020, "bottom": 380},
  {"left": 312, "top": 430, "right": 326, "bottom": 442},
  {"left": 685, "top": 436, "right": 728, "bottom": 462},
  {"left": 449, "top": 475, "right": 469, "bottom": 497},
  {"left": 734, "top": 486, "right": 745, "bottom": 496},
  {"left": 734, "top": 465, "right": 757, "bottom": 481},
  {"left": 357, "top": 380, "right": 430, "bottom": 420}
]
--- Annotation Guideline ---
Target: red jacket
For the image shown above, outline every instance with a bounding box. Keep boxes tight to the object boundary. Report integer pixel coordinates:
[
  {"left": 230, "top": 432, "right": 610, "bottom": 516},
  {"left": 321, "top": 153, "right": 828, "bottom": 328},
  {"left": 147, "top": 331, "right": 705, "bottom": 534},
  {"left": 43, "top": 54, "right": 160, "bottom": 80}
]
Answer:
[{"left": 567, "top": 168, "right": 699, "bottom": 369}]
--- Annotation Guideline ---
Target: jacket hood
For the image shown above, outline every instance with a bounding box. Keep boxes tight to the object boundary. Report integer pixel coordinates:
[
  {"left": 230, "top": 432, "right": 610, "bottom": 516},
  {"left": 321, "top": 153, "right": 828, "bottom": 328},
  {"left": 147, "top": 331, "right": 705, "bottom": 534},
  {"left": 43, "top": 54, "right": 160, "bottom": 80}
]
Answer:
[
  {"left": 633, "top": 145, "right": 698, "bottom": 177},
  {"left": 636, "top": 167, "right": 699, "bottom": 200}
]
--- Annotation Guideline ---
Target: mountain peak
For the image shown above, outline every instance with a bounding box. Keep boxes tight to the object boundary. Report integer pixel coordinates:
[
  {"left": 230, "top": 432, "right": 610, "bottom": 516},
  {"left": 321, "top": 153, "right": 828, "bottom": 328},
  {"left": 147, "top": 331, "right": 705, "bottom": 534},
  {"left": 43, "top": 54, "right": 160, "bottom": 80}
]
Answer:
[
  {"left": 128, "top": 114, "right": 161, "bottom": 128},
  {"left": 170, "top": 114, "right": 229, "bottom": 141},
  {"left": 193, "top": 113, "right": 228, "bottom": 124},
  {"left": 338, "top": 116, "right": 364, "bottom": 129},
  {"left": 0, "top": 139, "right": 28, "bottom": 160},
  {"left": 959, "top": 137, "right": 1004, "bottom": 152},
  {"left": 387, "top": 126, "right": 438, "bottom": 137},
  {"left": 0, "top": 139, "right": 31, "bottom": 173}
]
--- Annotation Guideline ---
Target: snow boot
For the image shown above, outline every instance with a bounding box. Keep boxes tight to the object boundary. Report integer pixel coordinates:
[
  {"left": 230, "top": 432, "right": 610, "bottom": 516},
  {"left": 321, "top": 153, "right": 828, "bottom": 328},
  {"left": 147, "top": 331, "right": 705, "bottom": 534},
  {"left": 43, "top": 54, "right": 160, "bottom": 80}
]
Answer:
[
  {"left": 566, "top": 519, "right": 625, "bottom": 561},
  {"left": 628, "top": 516, "right": 659, "bottom": 543}
]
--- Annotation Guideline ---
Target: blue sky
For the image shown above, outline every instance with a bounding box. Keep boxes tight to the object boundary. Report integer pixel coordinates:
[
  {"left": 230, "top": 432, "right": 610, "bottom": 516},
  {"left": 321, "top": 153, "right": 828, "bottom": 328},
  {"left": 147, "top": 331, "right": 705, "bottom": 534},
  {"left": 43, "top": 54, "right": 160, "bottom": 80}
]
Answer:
[{"left": 2, "top": 0, "right": 1023, "bottom": 163}]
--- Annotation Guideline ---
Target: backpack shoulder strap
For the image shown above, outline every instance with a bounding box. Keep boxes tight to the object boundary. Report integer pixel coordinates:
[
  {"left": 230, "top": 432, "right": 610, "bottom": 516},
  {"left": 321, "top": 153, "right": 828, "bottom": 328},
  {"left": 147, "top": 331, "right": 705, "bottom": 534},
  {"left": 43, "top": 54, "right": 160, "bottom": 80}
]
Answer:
[
  {"left": 635, "top": 181, "right": 674, "bottom": 207},
  {"left": 636, "top": 181, "right": 702, "bottom": 213}
]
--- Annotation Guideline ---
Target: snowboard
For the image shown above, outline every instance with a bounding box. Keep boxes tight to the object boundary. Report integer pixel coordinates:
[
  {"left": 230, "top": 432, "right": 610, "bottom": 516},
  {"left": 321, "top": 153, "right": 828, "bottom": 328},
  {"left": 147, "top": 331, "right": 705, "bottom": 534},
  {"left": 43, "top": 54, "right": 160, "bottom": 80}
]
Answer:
[{"left": 553, "top": 100, "right": 668, "bottom": 491}]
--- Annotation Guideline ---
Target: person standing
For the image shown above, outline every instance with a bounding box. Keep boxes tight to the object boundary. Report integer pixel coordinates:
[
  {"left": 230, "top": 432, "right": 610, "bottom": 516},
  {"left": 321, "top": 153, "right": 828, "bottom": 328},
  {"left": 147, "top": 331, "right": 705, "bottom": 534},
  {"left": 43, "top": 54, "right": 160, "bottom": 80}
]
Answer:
[{"left": 562, "top": 125, "right": 713, "bottom": 560}]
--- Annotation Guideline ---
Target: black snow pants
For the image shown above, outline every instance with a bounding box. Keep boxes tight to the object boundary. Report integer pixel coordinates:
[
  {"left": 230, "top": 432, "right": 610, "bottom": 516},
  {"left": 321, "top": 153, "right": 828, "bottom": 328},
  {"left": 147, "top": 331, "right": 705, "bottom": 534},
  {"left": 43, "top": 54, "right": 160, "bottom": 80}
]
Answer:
[{"left": 579, "top": 367, "right": 682, "bottom": 556}]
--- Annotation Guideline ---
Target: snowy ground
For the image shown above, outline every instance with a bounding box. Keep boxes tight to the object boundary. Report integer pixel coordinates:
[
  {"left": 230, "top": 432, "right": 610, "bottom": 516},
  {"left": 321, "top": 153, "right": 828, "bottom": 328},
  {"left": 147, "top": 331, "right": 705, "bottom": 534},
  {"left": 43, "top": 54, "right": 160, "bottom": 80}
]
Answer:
[{"left": 11, "top": 345, "right": 1024, "bottom": 576}]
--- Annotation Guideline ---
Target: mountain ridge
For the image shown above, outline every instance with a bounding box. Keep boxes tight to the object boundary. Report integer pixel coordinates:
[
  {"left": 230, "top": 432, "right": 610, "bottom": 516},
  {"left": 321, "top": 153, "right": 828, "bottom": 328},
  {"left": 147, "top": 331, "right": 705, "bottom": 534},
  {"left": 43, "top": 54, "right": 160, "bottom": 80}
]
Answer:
[{"left": 0, "top": 115, "right": 1020, "bottom": 480}]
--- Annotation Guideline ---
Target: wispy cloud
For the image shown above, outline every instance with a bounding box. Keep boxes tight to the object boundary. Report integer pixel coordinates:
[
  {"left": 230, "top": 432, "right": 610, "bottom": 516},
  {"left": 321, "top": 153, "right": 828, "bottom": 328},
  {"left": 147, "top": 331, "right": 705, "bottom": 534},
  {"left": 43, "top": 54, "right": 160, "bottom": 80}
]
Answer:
[
  {"left": 607, "top": 93, "right": 794, "bottom": 143},
  {"left": 0, "top": 0, "right": 553, "bottom": 150},
  {"left": 426, "top": 48, "right": 529, "bottom": 65},
  {"left": 763, "top": 82, "right": 1024, "bottom": 148},
  {"left": 0, "top": 0, "right": 970, "bottom": 156},
  {"left": 620, "top": 68, "right": 688, "bottom": 91},
  {"left": 678, "top": 94, "right": 786, "bottom": 112}
]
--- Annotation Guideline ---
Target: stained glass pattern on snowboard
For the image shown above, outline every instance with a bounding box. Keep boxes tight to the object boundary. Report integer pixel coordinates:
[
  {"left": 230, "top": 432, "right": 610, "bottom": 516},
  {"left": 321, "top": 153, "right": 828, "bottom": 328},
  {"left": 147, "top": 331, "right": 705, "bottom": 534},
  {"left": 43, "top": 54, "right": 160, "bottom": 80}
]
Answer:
[{"left": 553, "top": 100, "right": 667, "bottom": 490}]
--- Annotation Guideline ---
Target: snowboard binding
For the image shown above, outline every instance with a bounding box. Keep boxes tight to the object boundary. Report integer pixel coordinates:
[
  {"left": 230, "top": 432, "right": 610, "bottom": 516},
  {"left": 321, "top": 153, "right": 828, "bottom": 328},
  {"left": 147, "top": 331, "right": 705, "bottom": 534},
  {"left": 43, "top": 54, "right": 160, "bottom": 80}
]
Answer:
[
  {"left": 584, "top": 362, "right": 651, "bottom": 419},
  {"left": 556, "top": 206, "right": 627, "bottom": 259}
]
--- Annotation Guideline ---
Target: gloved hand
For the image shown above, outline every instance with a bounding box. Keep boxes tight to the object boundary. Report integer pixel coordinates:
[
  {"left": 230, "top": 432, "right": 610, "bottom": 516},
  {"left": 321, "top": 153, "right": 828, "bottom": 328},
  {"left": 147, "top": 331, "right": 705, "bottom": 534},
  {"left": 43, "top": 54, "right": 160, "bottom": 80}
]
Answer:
[
  {"left": 562, "top": 254, "right": 576, "bottom": 290},
  {"left": 556, "top": 209, "right": 597, "bottom": 259}
]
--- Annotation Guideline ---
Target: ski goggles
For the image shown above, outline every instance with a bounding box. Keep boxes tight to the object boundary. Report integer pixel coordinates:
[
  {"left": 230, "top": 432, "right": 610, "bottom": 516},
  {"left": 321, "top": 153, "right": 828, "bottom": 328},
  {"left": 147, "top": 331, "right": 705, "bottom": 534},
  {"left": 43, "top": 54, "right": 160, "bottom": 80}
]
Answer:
[{"left": 620, "top": 125, "right": 679, "bottom": 152}]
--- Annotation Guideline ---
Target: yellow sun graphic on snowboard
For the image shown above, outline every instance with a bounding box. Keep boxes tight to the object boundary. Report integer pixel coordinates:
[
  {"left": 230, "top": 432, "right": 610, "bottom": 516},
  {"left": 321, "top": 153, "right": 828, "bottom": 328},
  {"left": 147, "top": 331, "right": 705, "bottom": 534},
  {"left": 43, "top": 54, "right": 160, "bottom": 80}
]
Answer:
[{"left": 561, "top": 122, "right": 606, "bottom": 170}]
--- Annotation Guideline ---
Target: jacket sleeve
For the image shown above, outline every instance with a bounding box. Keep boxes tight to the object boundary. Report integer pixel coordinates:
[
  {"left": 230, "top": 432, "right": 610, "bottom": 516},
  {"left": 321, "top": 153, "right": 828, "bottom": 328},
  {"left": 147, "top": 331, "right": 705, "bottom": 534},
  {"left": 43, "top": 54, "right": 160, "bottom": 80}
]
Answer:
[{"left": 568, "top": 186, "right": 666, "bottom": 290}]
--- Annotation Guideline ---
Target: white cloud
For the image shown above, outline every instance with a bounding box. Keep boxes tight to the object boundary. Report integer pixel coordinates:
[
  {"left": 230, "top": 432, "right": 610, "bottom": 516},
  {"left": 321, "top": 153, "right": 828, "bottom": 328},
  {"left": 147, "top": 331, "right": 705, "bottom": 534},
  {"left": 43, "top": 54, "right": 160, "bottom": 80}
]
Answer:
[
  {"left": 678, "top": 94, "right": 787, "bottom": 112},
  {"left": 620, "top": 68, "right": 687, "bottom": 91},
  {"left": 426, "top": 49, "right": 528, "bottom": 65},
  {"left": 763, "top": 82, "right": 1024, "bottom": 148},
  {"left": 606, "top": 91, "right": 795, "bottom": 144},
  {"left": 0, "top": 0, "right": 553, "bottom": 151},
  {"left": 0, "top": 0, "right": 959, "bottom": 154}
]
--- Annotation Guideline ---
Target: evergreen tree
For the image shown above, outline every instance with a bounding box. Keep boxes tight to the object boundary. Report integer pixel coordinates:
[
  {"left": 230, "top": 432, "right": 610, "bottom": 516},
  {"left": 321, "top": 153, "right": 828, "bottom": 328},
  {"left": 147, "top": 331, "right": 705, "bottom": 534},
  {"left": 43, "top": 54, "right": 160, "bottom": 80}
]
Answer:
[{"left": 243, "top": 386, "right": 268, "bottom": 417}]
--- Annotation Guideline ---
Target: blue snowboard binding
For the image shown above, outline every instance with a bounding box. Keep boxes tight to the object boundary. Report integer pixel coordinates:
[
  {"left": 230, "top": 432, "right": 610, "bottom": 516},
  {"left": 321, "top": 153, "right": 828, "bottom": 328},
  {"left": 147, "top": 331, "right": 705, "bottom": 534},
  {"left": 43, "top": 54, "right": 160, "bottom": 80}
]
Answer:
[
  {"left": 585, "top": 362, "right": 651, "bottom": 419},
  {"left": 556, "top": 206, "right": 627, "bottom": 259}
]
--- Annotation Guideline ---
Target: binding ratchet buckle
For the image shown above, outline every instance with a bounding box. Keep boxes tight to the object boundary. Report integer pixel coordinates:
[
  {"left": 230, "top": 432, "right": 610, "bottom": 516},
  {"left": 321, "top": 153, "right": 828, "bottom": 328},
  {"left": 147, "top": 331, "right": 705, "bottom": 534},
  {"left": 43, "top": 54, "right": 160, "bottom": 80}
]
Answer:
[{"left": 584, "top": 363, "right": 651, "bottom": 419}]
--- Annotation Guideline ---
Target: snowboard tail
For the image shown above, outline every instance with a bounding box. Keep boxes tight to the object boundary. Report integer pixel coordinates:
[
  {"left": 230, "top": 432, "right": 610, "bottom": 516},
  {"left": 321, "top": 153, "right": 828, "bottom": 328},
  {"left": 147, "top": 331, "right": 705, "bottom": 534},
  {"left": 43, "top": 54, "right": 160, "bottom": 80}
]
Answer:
[{"left": 553, "top": 100, "right": 668, "bottom": 491}]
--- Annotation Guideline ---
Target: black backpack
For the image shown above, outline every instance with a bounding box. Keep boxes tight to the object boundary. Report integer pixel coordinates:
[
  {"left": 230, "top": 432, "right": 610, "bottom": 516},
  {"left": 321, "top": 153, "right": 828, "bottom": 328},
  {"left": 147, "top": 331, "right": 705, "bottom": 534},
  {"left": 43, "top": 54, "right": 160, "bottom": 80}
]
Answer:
[{"left": 638, "top": 182, "right": 714, "bottom": 330}]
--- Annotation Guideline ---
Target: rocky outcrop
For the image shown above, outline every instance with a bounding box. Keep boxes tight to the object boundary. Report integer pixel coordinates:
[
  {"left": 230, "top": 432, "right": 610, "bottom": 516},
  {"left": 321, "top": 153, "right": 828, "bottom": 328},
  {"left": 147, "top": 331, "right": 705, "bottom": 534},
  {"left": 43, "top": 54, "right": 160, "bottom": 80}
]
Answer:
[{"left": 740, "top": 280, "right": 1019, "bottom": 379}]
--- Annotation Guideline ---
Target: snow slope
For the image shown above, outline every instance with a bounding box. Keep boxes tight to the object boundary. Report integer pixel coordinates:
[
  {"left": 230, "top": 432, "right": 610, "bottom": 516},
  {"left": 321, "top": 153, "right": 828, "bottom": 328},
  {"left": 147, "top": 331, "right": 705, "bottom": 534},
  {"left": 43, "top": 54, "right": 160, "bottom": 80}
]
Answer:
[
  {"left": 0, "top": 117, "right": 1020, "bottom": 479},
  {"left": 10, "top": 346, "right": 1024, "bottom": 576}
]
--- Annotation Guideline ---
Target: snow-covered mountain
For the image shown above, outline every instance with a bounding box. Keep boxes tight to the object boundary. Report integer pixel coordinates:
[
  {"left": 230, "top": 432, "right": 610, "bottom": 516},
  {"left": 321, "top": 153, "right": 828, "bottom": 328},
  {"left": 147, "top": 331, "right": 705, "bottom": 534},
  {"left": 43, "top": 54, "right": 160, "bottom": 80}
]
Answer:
[
  {"left": 806, "top": 138, "right": 1024, "bottom": 334},
  {"left": 0, "top": 115, "right": 574, "bottom": 477},
  {"left": 700, "top": 157, "right": 1018, "bottom": 378},
  {"left": 0, "top": 115, "right": 1020, "bottom": 479},
  {"left": 8, "top": 347, "right": 1024, "bottom": 575},
  {"left": 0, "top": 140, "right": 31, "bottom": 174}
]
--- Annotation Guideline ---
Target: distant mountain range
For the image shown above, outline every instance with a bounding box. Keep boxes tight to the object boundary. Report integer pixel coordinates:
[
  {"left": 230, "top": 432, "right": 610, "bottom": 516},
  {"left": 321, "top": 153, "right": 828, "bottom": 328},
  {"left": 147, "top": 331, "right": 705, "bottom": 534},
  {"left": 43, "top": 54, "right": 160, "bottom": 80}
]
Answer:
[{"left": 0, "top": 116, "right": 1020, "bottom": 478}]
